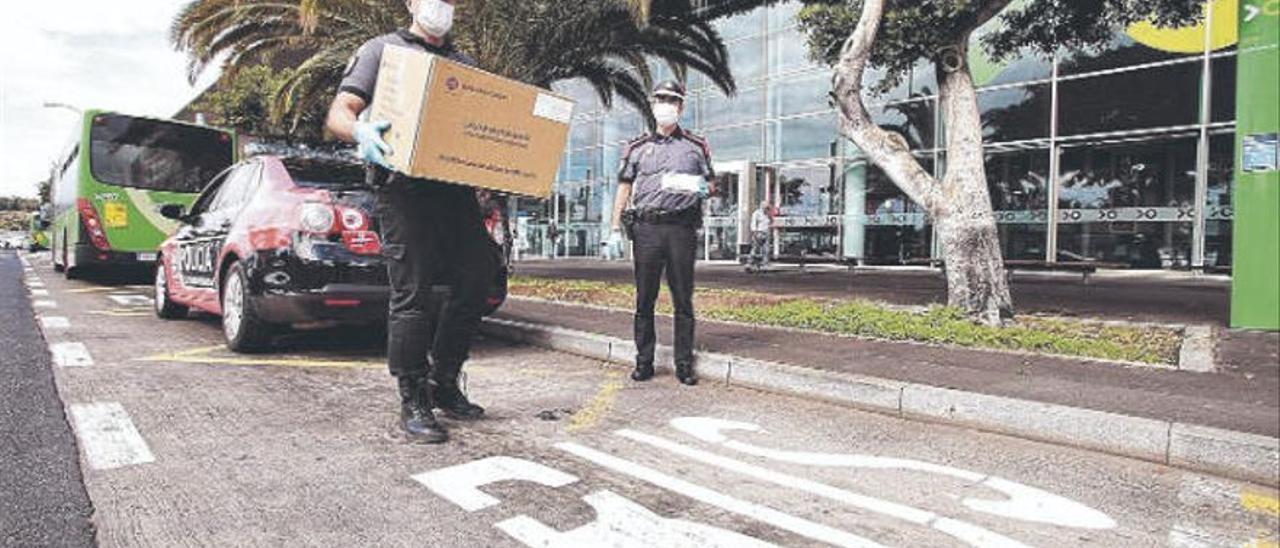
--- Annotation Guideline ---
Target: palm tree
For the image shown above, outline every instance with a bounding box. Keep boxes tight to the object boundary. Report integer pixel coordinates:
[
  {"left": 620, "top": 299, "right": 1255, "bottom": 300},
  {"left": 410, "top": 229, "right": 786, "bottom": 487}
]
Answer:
[{"left": 171, "top": 0, "right": 739, "bottom": 138}]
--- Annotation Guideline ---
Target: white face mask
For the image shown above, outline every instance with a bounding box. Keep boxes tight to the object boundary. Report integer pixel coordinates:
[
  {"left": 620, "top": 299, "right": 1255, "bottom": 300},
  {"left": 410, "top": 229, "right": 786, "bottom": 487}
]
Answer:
[
  {"left": 652, "top": 102, "right": 681, "bottom": 128},
  {"left": 416, "top": 0, "right": 454, "bottom": 38}
]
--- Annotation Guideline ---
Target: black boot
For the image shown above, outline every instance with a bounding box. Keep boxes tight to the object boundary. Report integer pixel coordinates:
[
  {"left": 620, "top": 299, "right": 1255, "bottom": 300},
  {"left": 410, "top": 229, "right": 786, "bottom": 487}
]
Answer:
[
  {"left": 433, "top": 364, "right": 485, "bottom": 420},
  {"left": 675, "top": 362, "right": 697, "bottom": 386},
  {"left": 631, "top": 362, "right": 655, "bottom": 381},
  {"left": 397, "top": 376, "right": 448, "bottom": 443}
]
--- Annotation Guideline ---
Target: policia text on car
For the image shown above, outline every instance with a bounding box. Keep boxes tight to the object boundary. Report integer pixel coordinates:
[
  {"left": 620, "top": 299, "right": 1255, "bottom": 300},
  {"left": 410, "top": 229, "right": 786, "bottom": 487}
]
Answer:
[
  {"left": 326, "top": 0, "right": 495, "bottom": 444},
  {"left": 605, "top": 81, "right": 714, "bottom": 387}
]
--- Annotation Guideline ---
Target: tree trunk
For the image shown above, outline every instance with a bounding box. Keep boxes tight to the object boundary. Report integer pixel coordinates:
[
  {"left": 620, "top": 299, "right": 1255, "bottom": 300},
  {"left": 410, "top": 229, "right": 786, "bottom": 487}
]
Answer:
[
  {"left": 830, "top": 0, "right": 1014, "bottom": 325},
  {"left": 934, "top": 40, "right": 1014, "bottom": 325}
]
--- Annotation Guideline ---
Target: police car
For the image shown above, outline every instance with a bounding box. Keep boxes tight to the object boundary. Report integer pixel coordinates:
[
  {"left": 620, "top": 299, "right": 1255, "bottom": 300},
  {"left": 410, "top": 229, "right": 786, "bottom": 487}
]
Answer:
[{"left": 154, "top": 155, "right": 508, "bottom": 352}]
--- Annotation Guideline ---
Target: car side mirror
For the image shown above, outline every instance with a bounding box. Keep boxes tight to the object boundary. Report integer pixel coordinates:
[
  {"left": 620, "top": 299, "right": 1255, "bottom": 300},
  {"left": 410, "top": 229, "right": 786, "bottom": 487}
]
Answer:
[{"left": 159, "top": 204, "right": 186, "bottom": 220}]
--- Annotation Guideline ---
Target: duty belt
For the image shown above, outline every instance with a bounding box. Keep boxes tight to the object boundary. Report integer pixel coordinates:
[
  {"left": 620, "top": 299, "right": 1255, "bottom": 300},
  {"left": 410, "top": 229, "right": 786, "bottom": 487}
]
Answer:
[{"left": 633, "top": 208, "right": 699, "bottom": 224}]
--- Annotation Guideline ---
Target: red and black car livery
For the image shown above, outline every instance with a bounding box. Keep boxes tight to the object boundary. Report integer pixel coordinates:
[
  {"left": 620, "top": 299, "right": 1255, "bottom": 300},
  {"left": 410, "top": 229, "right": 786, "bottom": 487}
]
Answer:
[{"left": 154, "top": 155, "right": 507, "bottom": 352}]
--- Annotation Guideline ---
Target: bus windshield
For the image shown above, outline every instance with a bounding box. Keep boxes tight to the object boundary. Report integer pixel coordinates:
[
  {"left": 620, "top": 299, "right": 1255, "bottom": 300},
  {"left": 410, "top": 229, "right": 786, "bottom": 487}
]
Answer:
[{"left": 89, "top": 113, "right": 234, "bottom": 193}]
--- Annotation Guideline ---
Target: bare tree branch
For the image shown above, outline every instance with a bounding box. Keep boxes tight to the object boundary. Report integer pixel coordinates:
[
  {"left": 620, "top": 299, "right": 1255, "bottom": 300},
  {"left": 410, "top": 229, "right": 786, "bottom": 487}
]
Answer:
[{"left": 830, "top": 0, "right": 941, "bottom": 214}]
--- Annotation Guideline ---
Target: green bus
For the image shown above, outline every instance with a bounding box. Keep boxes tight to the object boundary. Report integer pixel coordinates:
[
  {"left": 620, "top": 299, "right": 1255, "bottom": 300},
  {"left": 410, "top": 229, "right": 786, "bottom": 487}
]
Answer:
[
  {"left": 49, "top": 110, "right": 236, "bottom": 277},
  {"left": 28, "top": 210, "right": 50, "bottom": 251}
]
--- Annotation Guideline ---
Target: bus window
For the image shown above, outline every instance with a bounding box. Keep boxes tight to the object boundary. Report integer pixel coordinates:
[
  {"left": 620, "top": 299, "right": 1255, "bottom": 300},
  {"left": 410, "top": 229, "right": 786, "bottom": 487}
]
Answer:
[{"left": 89, "top": 113, "right": 234, "bottom": 193}]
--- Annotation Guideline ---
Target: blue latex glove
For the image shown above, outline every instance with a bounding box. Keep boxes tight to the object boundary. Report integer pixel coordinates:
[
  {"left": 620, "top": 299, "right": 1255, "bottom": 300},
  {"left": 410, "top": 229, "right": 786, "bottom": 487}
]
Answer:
[
  {"left": 697, "top": 178, "right": 711, "bottom": 198},
  {"left": 354, "top": 120, "right": 392, "bottom": 168},
  {"left": 602, "top": 229, "right": 624, "bottom": 259}
]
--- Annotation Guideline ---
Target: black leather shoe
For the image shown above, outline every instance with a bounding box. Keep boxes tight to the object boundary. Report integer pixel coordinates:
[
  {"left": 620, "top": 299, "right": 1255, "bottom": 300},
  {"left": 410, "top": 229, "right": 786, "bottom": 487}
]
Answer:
[
  {"left": 398, "top": 377, "right": 448, "bottom": 444},
  {"left": 434, "top": 381, "right": 485, "bottom": 420},
  {"left": 631, "top": 363, "right": 655, "bottom": 381},
  {"left": 675, "top": 363, "right": 698, "bottom": 386}
]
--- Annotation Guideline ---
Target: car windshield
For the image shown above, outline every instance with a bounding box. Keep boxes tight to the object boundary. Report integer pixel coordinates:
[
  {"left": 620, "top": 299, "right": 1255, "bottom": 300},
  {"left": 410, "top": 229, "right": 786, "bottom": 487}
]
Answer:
[
  {"left": 282, "top": 158, "right": 367, "bottom": 189},
  {"left": 89, "top": 113, "right": 234, "bottom": 193}
]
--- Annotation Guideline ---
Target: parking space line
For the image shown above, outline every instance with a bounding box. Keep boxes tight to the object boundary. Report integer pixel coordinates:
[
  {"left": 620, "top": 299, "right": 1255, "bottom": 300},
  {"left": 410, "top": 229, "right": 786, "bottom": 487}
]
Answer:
[
  {"left": 616, "top": 429, "right": 1029, "bottom": 548},
  {"left": 40, "top": 316, "right": 70, "bottom": 329},
  {"left": 108, "top": 294, "right": 153, "bottom": 307},
  {"left": 1241, "top": 491, "right": 1280, "bottom": 517},
  {"left": 68, "top": 402, "right": 155, "bottom": 470},
  {"left": 50, "top": 342, "right": 95, "bottom": 367},
  {"left": 30, "top": 289, "right": 49, "bottom": 297},
  {"left": 87, "top": 310, "right": 152, "bottom": 317},
  {"left": 68, "top": 286, "right": 128, "bottom": 294},
  {"left": 567, "top": 370, "right": 624, "bottom": 433},
  {"left": 136, "top": 346, "right": 383, "bottom": 369},
  {"left": 555, "top": 441, "right": 888, "bottom": 548},
  {"left": 33, "top": 299, "right": 58, "bottom": 308}
]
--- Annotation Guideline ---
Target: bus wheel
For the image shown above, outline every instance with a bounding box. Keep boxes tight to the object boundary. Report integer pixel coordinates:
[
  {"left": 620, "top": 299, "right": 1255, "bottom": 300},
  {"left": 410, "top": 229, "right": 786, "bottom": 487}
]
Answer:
[
  {"left": 221, "top": 261, "right": 272, "bottom": 353},
  {"left": 154, "top": 260, "right": 189, "bottom": 319}
]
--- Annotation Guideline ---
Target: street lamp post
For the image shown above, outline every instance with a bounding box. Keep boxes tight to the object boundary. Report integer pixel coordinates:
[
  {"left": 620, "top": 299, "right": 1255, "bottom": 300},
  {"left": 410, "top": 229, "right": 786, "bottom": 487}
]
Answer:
[{"left": 42, "top": 102, "right": 81, "bottom": 114}]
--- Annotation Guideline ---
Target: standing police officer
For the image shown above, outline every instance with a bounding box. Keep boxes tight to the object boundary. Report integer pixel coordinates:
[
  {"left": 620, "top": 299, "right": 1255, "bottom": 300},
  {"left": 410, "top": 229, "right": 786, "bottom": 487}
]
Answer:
[
  {"left": 604, "top": 81, "right": 713, "bottom": 386},
  {"left": 326, "top": 0, "right": 496, "bottom": 444}
]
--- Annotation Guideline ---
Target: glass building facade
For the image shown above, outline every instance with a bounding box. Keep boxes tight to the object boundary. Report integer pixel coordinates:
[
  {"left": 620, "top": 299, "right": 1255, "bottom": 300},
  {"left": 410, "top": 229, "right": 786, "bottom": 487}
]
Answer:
[{"left": 510, "top": 1, "right": 1239, "bottom": 270}]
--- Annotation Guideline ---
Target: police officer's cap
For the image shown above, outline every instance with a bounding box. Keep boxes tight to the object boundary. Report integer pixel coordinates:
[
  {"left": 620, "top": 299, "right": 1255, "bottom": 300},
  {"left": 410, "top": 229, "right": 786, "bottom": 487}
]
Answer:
[{"left": 652, "top": 80, "right": 686, "bottom": 101}]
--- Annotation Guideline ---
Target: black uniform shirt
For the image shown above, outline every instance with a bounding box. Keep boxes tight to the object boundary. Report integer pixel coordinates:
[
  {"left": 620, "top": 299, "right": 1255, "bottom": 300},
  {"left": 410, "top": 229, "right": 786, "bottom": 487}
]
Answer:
[
  {"left": 338, "top": 29, "right": 477, "bottom": 104},
  {"left": 616, "top": 127, "right": 714, "bottom": 213}
]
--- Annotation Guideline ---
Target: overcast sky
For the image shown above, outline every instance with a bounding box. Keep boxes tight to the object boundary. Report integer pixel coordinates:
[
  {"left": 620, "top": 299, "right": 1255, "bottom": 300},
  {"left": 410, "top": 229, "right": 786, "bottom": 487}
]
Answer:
[{"left": 0, "top": 1, "right": 220, "bottom": 198}]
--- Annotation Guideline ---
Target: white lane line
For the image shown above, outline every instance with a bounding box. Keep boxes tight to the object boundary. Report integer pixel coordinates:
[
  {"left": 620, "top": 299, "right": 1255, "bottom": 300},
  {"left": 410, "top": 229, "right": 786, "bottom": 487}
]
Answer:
[
  {"left": 33, "top": 299, "right": 57, "bottom": 309},
  {"left": 108, "top": 294, "right": 153, "bottom": 307},
  {"left": 617, "top": 429, "right": 1029, "bottom": 548},
  {"left": 50, "top": 342, "right": 94, "bottom": 367},
  {"left": 30, "top": 289, "right": 49, "bottom": 297},
  {"left": 555, "top": 442, "right": 887, "bottom": 548},
  {"left": 40, "top": 316, "right": 70, "bottom": 329},
  {"left": 68, "top": 402, "right": 155, "bottom": 470}
]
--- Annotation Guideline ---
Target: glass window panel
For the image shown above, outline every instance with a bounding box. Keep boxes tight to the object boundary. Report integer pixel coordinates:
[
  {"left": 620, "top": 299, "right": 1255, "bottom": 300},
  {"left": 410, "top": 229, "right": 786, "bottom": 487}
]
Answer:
[
  {"left": 714, "top": 8, "right": 764, "bottom": 40},
  {"left": 602, "top": 108, "right": 644, "bottom": 145},
  {"left": 768, "top": 114, "right": 839, "bottom": 161},
  {"left": 769, "top": 27, "right": 821, "bottom": 76},
  {"left": 769, "top": 71, "right": 831, "bottom": 117},
  {"left": 726, "top": 36, "right": 766, "bottom": 83},
  {"left": 985, "top": 148, "right": 1050, "bottom": 260},
  {"left": 1211, "top": 52, "right": 1236, "bottom": 123},
  {"left": 1056, "top": 223, "right": 1193, "bottom": 268},
  {"left": 769, "top": 0, "right": 802, "bottom": 31},
  {"left": 552, "top": 79, "right": 600, "bottom": 115},
  {"left": 1205, "top": 132, "right": 1234, "bottom": 267},
  {"left": 860, "top": 159, "right": 934, "bottom": 264},
  {"left": 569, "top": 118, "right": 599, "bottom": 150},
  {"left": 1058, "top": 134, "right": 1197, "bottom": 209},
  {"left": 776, "top": 163, "right": 840, "bottom": 217},
  {"left": 978, "top": 83, "right": 1051, "bottom": 142},
  {"left": 1058, "top": 32, "right": 1191, "bottom": 76},
  {"left": 868, "top": 99, "right": 936, "bottom": 150},
  {"left": 704, "top": 125, "right": 763, "bottom": 162},
  {"left": 1057, "top": 61, "right": 1201, "bottom": 136},
  {"left": 700, "top": 86, "right": 764, "bottom": 129},
  {"left": 909, "top": 60, "right": 938, "bottom": 98},
  {"left": 563, "top": 147, "right": 601, "bottom": 182},
  {"left": 863, "top": 65, "right": 911, "bottom": 103}
]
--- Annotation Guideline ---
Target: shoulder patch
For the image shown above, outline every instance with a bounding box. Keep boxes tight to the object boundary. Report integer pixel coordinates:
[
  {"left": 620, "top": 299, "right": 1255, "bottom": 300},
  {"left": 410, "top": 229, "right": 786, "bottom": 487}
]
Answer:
[{"left": 683, "top": 131, "right": 712, "bottom": 158}]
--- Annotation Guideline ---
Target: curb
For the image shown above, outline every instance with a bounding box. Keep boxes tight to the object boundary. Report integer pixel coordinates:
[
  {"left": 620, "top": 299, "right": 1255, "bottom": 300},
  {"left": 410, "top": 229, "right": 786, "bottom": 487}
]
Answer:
[{"left": 480, "top": 317, "right": 1280, "bottom": 487}]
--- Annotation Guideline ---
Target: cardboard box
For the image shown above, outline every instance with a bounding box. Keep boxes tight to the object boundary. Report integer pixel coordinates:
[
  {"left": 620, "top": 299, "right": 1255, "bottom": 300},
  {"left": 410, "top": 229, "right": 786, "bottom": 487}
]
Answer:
[{"left": 368, "top": 45, "right": 574, "bottom": 198}]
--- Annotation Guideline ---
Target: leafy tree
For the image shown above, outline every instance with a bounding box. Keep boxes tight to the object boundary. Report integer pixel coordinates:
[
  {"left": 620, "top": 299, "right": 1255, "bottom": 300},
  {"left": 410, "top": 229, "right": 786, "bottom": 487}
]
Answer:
[
  {"left": 191, "top": 65, "right": 322, "bottom": 142},
  {"left": 172, "top": 0, "right": 738, "bottom": 139},
  {"left": 798, "top": 0, "right": 1199, "bottom": 324}
]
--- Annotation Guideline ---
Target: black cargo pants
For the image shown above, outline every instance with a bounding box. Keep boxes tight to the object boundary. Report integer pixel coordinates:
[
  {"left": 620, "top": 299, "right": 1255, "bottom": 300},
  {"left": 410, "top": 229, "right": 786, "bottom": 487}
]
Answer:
[
  {"left": 631, "top": 218, "right": 697, "bottom": 369},
  {"left": 372, "top": 168, "right": 498, "bottom": 381}
]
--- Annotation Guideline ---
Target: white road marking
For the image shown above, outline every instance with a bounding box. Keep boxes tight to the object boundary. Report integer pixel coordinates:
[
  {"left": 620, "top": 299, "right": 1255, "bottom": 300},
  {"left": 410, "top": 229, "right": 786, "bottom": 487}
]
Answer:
[
  {"left": 671, "top": 417, "right": 1117, "bottom": 530},
  {"left": 50, "top": 342, "right": 94, "bottom": 367},
  {"left": 68, "top": 402, "right": 155, "bottom": 470},
  {"left": 108, "top": 294, "right": 153, "bottom": 307},
  {"left": 40, "top": 316, "right": 70, "bottom": 329},
  {"left": 555, "top": 441, "right": 888, "bottom": 548},
  {"left": 413, "top": 456, "right": 578, "bottom": 512},
  {"left": 30, "top": 289, "right": 49, "bottom": 297},
  {"left": 498, "top": 490, "right": 779, "bottom": 548},
  {"left": 618, "top": 429, "right": 1029, "bottom": 548},
  {"left": 33, "top": 299, "right": 57, "bottom": 308}
]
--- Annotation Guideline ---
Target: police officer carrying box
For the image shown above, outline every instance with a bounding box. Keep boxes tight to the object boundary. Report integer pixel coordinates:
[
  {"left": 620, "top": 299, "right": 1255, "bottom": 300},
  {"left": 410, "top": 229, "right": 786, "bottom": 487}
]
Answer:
[
  {"left": 604, "top": 81, "right": 713, "bottom": 386},
  {"left": 326, "top": 0, "right": 496, "bottom": 444}
]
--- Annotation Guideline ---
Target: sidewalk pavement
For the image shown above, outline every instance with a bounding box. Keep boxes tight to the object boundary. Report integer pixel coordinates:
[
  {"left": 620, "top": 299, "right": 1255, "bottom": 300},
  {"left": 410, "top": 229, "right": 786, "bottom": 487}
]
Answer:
[{"left": 483, "top": 296, "right": 1280, "bottom": 486}]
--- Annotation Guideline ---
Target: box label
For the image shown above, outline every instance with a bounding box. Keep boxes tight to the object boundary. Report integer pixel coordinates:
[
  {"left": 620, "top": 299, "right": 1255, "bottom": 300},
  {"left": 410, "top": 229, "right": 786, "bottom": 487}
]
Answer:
[{"left": 533, "top": 93, "right": 575, "bottom": 124}]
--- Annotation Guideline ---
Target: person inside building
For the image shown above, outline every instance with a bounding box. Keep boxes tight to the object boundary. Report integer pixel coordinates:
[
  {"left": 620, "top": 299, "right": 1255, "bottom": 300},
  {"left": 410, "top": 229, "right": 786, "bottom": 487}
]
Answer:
[
  {"left": 325, "top": 0, "right": 495, "bottom": 444},
  {"left": 604, "top": 80, "right": 713, "bottom": 386}
]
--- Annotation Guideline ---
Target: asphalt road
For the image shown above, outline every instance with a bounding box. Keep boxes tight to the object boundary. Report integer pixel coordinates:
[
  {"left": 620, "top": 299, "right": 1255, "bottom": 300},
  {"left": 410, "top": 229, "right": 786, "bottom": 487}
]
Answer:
[{"left": 4, "top": 249, "right": 1278, "bottom": 547}]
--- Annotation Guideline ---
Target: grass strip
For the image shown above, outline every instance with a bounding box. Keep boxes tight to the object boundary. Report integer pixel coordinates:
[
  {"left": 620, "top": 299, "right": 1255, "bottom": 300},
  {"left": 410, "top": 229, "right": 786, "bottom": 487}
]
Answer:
[{"left": 506, "top": 276, "right": 1182, "bottom": 365}]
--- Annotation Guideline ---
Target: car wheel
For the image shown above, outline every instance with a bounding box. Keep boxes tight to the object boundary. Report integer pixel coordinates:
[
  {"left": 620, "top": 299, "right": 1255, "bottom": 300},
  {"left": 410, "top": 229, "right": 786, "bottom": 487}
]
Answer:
[
  {"left": 154, "top": 259, "right": 189, "bottom": 320},
  {"left": 221, "top": 261, "right": 272, "bottom": 353}
]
